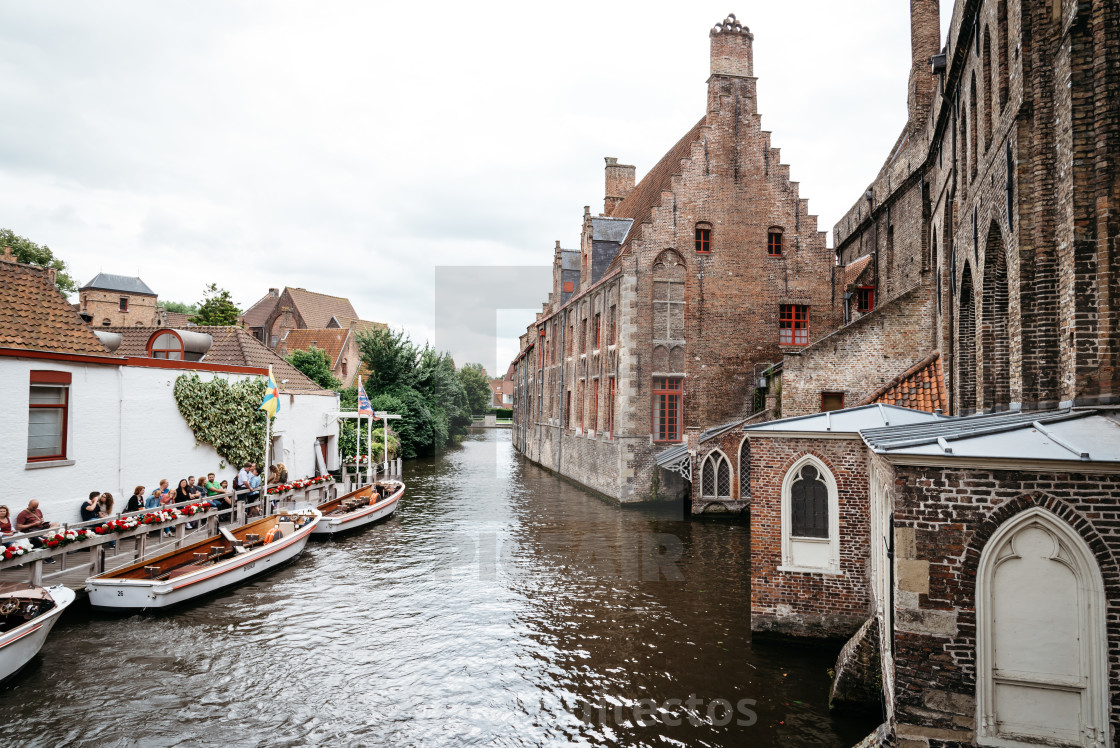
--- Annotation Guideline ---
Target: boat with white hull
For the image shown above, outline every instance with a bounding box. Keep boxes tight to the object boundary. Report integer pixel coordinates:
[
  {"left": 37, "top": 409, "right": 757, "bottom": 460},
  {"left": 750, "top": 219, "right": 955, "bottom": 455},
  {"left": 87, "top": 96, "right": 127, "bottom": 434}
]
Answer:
[
  {"left": 0, "top": 583, "right": 76, "bottom": 683},
  {"left": 312, "top": 480, "right": 404, "bottom": 536},
  {"left": 86, "top": 509, "right": 320, "bottom": 610}
]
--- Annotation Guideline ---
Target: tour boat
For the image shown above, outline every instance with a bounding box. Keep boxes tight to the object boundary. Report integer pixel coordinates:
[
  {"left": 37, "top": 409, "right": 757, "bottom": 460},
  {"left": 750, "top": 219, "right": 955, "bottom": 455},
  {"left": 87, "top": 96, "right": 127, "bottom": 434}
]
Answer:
[
  {"left": 312, "top": 480, "right": 404, "bottom": 536},
  {"left": 85, "top": 509, "right": 320, "bottom": 610},
  {"left": 0, "top": 583, "right": 77, "bottom": 682}
]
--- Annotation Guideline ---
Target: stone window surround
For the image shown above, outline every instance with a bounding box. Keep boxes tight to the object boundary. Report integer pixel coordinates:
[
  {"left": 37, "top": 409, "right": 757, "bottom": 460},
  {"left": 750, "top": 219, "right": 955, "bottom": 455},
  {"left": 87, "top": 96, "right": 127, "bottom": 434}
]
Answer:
[{"left": 778, "top": 454, "right": 841, "bottom": 575}]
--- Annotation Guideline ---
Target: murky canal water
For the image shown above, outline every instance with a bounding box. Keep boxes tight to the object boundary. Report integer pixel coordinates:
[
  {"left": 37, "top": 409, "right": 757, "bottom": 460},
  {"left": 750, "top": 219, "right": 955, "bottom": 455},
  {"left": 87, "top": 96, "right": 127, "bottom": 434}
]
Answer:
[{"left": 0, "top": 430, "right": 877, "bottom": 746}]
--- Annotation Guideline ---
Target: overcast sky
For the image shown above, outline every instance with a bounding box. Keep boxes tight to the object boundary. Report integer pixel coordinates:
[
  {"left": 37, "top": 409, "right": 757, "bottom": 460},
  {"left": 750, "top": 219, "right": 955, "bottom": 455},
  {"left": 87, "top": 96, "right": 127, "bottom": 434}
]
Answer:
[{"left": 0, "top": 2, "right": 955, "bottom": 376}]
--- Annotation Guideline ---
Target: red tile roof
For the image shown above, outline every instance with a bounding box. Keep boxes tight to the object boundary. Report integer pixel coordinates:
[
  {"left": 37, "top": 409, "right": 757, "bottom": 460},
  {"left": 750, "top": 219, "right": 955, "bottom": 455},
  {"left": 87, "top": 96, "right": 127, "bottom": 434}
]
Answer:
[
  {"left": 840, "top": 255, "right": 873, "bottom": 289},
  {"left": 858, "top": 351, "right": 947, "bottom": 414},
  {"left": 0, "top": 254, "right": 112, "bottom": 356},
  {"left": 610, "top": 118, "right": 706, "bottom": 253},
  {"left": 241, "top": 290, "right": 280, "bottom": 328},
  {"left": 278, "top": 328, "right": 350, "bottom": 368},
  {"left": 285, "top": 288, "right": 358, "bottom": 329},
  {"left": 107, "top": 325, "right": 332, "bottom": 394}
]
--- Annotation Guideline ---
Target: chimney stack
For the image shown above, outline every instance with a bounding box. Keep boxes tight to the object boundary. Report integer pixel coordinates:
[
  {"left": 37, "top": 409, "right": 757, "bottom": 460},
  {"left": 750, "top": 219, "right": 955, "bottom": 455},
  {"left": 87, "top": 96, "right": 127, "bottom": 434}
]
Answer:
[
  {"left": 603, "top": 157, "right": 635, "bottom": 216},
  {"left": 908, "top": 0, "right": 941, "bottom": 122},
  {"left": 709, "top": 14, "right": 753, "bottom": 79}
]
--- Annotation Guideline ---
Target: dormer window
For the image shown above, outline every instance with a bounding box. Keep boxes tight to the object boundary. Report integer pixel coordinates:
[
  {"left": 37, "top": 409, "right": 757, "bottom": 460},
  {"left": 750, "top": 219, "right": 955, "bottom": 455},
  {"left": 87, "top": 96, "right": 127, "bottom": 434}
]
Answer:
[
  {"left": 695, "top": 224, "right": 712, "bottom": 253},
  {"left": 148, "top": 330, "right": 184, "bottom": 360}
]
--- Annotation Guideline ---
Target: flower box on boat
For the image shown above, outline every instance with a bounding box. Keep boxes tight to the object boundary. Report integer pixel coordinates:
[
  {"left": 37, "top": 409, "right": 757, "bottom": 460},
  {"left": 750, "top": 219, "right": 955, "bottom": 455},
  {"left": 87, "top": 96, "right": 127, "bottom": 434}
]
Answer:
[
  {"left": 312, "top": 480, "right": 404, "bottom": 536},
  {"left": 0, "top": 583, "right": 76, "bottom": 683},
  {"left": 85, "top": 509, "right": 320, "bottom": 610}
]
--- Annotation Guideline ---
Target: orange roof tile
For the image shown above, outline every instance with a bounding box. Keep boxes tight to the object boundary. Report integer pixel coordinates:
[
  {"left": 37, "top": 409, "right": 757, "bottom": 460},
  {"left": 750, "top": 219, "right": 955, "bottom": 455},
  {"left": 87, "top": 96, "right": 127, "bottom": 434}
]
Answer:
[
  {"left": 241, "top": 289, "right": 280, "bottom": 328},
  {"left": 278, "top": 328, "right": 350, "bottom": 368},
  {"left": 858, "top": 351, "right": 947, "bottom": 414},
  {"left": 285, "top": 288, "right": 358, "bottom": 329},
  {"left": 840, "top": 255, "right": 873, "bottom": 289},
  {"left": 107, "top": 325, "right": 332, "bottom": 394},
  {"left": 0, "top": 255, "right": 112, "bottom": 356}
]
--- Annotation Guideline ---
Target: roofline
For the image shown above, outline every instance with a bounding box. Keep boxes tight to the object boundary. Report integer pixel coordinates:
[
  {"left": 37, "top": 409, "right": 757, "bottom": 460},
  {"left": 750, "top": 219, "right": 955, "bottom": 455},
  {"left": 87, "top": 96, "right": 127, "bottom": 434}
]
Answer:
[
  {"left": 745, "top": 431, "right": 862, "bottom": 440},
  {"left": 123, "top": 357, "right": 267, "bottom": 376},
  {"left": 80, "top": 286, "right": 156, "bottom": 296},
  {"left": 743, "top": 403, "right": 942, "bottom": 432},
  {"left": 875, "top": 453, "right": 1120, "bottom": 474},
  {"left": 0, "top": 347, "right": 123, "bottom": 366}
]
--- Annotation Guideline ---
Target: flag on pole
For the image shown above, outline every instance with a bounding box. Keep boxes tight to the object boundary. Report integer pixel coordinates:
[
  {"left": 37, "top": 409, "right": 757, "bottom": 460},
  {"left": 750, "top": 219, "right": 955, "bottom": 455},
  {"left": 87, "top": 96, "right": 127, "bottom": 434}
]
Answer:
[
  {"left": 357, "top": 379, "right": 374, "bottom": 417},
  {"left": 259, "top": 369, "right": 281, "bottom": 417}
]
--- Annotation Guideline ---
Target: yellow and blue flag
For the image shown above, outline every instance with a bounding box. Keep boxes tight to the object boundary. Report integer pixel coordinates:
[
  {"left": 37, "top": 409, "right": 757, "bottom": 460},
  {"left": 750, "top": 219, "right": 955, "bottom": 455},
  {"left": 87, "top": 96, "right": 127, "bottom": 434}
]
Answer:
[{"left": 259, "top": 369, "right": 280, "bottom": 417}]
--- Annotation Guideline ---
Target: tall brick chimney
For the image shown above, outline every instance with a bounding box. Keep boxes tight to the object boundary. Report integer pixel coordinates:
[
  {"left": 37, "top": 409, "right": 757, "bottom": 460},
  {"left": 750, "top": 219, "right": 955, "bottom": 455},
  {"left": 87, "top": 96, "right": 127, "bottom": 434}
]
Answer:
[
  {"left": 908, "top": 0, "right": 941, "bottom": 122},
  {"left": 709, "top": 14, "right": 753, "bottom": 79},
  {"left": 603, "top": 157, "right": 635, "bottom": 216}
]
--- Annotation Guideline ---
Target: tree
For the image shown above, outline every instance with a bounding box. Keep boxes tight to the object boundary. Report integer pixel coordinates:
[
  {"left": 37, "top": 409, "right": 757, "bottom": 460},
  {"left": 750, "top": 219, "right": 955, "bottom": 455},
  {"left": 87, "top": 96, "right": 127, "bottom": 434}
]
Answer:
[
  {"left": 190, "top": 283, "right": 241, "bottom": 326},
  {"left": 356, "top": 327, "right": 419, "bottom": 394},
  {"left": 458, "top": 362, "right": 492, "bottom": 415},
  {"left": 161, "top": 300, "right": 198, "bottom": 314},
  {"left": 1, "top": 228, "right": 77, "bottom": 293},
  {"left": 286, "top": 347, "right": 342, "bottom": 390}
]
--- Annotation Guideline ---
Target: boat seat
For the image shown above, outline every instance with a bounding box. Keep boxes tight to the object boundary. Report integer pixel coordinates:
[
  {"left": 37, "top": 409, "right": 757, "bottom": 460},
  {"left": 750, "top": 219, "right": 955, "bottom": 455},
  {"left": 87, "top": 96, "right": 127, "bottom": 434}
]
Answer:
[
  {"left": 277, "top": 522, "right": 296, "bottom": 537},
  {"left": 220, "top": 527, "right": 248, "bottom": 553}
]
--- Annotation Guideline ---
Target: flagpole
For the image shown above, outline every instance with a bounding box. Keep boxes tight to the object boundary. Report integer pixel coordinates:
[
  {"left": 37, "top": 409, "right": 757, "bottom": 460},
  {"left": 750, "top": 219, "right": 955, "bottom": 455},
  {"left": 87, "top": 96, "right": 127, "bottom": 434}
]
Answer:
[
  {"left": 366, "top": 402, "right": 373, "bottom": 485},
  {"left": 263, "top": 365, "right": 272, "bottom": 511}
]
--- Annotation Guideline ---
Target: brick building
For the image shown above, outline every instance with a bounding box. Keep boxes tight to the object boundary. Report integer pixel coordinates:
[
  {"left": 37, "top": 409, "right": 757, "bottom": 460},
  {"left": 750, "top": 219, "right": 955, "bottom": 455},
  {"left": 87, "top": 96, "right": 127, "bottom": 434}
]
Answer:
[
  {"left": 511, "top": 14, "right": 841, "bottom": 503},
  {"left": 276, "top": 324, "right": 372, "bottom": 389},
  {"left": 241, "top": 286, "right": 383, "bottom": 350},
  {"left": 78, "top": 273, "right": 160, "bottom": 328}
]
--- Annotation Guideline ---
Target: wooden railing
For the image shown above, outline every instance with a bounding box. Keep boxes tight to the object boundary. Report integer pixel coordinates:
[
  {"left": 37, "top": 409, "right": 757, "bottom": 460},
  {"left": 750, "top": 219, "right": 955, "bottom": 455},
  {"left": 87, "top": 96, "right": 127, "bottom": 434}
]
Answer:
[{"left": 0, "top": 482, "right": 339, "bottom": 587}]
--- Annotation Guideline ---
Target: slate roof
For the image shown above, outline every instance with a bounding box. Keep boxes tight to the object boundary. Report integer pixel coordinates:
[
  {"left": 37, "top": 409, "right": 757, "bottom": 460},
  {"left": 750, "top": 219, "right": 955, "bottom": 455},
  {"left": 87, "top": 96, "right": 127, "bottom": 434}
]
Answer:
[
  {"left": 285, "top": 288, "right": 358, "bottom": 329},
  {"left": 610, "top": 118, "right": 706, "bottom": 249},
  {"left": 0, "top": 257, "right": 112, "bottom": 356},
  {"left": 591, "top": 217, "right": 633, "bottom": 243},
  {"left": 861, "top": 408, "right": 1120, "bottom": 464},
  {"left": 560, "top": 251, "right": 581, "bottom": 272},
  {"left": 80, "top": 272, "right": 156, "bottom": 296},
  {"left": 857, "top": 352, "right": 948, "bottom": 414},
  {"left": 743, "top": 403, "right": 945, "bottom": 434},
  {"left": 241, "top": 290, "right": 280, "bottom": 328},
  {"left": 107, "top": 325, "right": 332, "bottom": 394},
  {"left": 654, "top": 443, "right": 690, "bottom": 468},
  {"left": 278, "top": 328, "right": 350, "bottom": 368}
]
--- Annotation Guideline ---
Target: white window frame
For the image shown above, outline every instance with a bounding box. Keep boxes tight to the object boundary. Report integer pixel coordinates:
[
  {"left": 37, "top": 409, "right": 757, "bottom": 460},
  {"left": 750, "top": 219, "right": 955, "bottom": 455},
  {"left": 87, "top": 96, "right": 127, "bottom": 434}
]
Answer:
[{"left": 779, "top": 454, "right": 841, "bottom": 575}]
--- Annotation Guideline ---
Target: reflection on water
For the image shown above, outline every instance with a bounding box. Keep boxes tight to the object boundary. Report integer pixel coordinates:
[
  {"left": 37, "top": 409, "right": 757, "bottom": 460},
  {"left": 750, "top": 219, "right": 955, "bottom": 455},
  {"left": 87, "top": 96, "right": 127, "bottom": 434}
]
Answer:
[{"left": 0, "top": 431, "right": 876, "bottom": 746}]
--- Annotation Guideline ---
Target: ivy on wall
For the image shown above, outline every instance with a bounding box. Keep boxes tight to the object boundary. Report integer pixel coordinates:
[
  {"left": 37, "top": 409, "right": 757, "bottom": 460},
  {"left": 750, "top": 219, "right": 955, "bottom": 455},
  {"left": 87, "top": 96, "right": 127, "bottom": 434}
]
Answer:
[{"left": 173, "top": 374, "right": 271, "bottom": 468}]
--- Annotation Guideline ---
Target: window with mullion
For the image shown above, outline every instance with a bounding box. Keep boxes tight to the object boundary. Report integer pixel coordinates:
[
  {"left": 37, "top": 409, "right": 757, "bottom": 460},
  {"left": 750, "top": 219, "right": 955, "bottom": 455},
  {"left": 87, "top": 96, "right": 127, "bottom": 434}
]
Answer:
[
  {"left": 779, "top": 304, "right": 809, "bottom": 346},
  {"left": 652, "top": 376, "right": 683, "bottom": 442},
  {"left": 27, "top": 383, "right": 68, "bottom": 461}
]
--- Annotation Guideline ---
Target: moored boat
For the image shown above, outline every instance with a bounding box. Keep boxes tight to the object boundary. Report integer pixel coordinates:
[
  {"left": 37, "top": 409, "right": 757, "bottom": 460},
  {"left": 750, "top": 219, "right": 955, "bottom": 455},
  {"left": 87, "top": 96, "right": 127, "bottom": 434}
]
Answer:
[
  {"left": 312, "top": 480, "right": 404, "bottom": 536},
  {"left": 85, "top": 509, "right": 320, "bottom": 610},
  {"left": 0, "top": 583, "right": 77, "bottom": 683}
]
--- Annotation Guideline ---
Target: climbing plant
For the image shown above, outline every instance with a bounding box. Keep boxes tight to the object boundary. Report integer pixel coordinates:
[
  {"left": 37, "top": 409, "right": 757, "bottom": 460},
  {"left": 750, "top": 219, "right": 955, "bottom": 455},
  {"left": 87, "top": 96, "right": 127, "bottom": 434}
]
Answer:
[{"left": 173, "top": 374, "right": 271, "bottom": 467}]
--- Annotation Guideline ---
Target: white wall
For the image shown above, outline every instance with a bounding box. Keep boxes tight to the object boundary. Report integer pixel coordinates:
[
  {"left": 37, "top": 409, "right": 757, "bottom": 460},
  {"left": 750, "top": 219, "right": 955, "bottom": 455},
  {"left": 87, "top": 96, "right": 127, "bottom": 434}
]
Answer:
[{"left": 3, "top": 357, "right": 338, "bottom": 524}]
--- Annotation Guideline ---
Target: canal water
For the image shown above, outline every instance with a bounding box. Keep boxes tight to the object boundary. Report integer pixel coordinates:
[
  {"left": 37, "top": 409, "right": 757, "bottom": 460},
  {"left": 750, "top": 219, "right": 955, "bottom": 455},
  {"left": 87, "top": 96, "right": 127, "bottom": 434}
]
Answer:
[{"left": 0, "top": 430, "right": 878, "bottom": 746}]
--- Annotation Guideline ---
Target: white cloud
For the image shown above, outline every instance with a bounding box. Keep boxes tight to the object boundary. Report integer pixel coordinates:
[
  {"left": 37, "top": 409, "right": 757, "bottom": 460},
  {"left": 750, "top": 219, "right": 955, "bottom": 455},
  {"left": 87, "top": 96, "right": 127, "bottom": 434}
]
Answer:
[{"left": 0, "top": 0, "right": 955, "bottom": 375}]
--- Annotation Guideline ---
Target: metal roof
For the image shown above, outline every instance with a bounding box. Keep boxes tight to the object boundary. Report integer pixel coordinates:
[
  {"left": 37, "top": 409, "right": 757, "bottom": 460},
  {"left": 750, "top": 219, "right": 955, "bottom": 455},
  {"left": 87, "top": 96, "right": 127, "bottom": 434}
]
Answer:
[
  {"left": 860, "top": 408, "right": 1120, "bottom": 463},
  {"left": 80, "top": 273, "right": 155, "bottom": 295},
  {"left": 654, "top": 443, "right": 690, "bottom": 467},
  {"left": 699, "top": 418, "right": 749, "bottom": 442},
  {"left": 743, "top": 404, "right": 945, "bottom": 434},
  {"left": 591, "top": 217, "right": 633, "bottom": 243}
]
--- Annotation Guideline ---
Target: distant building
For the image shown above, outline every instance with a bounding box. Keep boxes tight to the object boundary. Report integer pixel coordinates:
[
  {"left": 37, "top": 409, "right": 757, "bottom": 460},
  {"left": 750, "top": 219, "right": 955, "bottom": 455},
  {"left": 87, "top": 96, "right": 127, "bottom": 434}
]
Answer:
[
  {"left": 79, "top": 272, "right": 160, "bottom": 327},
  {"left": 276, "top": 326, "right": 363, "bottom": 388},
  {"left": 489, "top": 377, "right": 512, "bottom": 409},
  {"left": 241, "top": 286, "right": 384, "bottom": 350}
]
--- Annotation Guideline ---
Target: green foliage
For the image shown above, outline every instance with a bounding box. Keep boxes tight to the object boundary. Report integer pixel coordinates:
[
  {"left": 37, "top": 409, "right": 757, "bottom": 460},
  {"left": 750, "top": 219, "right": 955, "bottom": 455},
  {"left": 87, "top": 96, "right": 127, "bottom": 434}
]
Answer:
[
  {"left": 351, "top": 327, "right": 473, "bottom": 457},
  {"left": 173, "top": 374, "right": 270, "bottom": 467},
  {"left": 190, "top": 283, "right": 241, "bottom": 326},
  {"left": 337, "top": 388, "right": 402, "bottom": 461},
  {"left": 161, "top": 300, "right": 198, "bottom": 314},
  {"left": 458, "top": 362, "right": 492, "bottom": 415},
  {"left": 286, "top": 347, "right": 342, "bottom": 390},
  {"left": 1, "top": 228, "right": 77, "bottom": 293}
]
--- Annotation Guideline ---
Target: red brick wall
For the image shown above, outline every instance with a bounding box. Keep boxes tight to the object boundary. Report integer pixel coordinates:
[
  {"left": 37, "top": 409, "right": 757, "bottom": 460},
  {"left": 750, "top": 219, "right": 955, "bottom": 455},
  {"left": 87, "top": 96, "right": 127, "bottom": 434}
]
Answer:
[{"left": 748, "top": 435, "right": 871, "bottom": 638}]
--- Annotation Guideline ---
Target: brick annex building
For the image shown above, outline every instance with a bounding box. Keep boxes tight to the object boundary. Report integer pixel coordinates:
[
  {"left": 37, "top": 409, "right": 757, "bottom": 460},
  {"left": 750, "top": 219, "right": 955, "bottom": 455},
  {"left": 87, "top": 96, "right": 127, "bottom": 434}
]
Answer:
[{"left": 511, "top": 14, "right": 840, "bottom": 503}]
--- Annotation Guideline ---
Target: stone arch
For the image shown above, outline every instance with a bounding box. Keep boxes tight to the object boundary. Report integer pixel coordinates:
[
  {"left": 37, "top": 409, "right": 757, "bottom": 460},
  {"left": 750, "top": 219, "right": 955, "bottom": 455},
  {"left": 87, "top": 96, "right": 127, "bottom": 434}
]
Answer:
[
  {"left": 652, "top": 248, "right": 686, "bottom": 274},
  {"left": 975, "top": 505, "right": 1111, "bottom": 744},
  {"left": 958, "top": 262, "right": 978, "bottom": 414},
  {"left": 969, "top": 72, "right": 979, "bottom": 182},
  {"left": 668, "top": 345, "right": 685, "bottom": 373},
  {"left": 981, "top": 222, "right": 1010, "bottom": 411},
  {"left": 997, "top": 0, "right": 1009, "bottom": 110},
  {"left": 780, "top": 453, "right": 840, "bottom": 572},
  {"left": 737, "top": 437, "right": 750, "bottom": 500},
  {"left": 652, "top": 345, "right": 669, "bottom": 372},
  {"left": 982, "top": 26, "right": 992, "bottom": 151},
  {"left": 700, "top": 449, "right": 731, "bottom": 498}
]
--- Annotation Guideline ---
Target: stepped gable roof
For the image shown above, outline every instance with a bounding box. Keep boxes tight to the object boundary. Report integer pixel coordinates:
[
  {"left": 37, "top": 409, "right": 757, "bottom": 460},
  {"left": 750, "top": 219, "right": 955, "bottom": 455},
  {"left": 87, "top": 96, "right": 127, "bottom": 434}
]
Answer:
[
  {"left": 744, "top": 403, "right": 945, "bottom": 435},
  {"left": 107, "top": 325, "right": 331, "bottom": 394},
  {"left": 610, "top": 117, "right": 706, "bottom": 252},
  {"left": 285, "top": 287, "right": 358, "bottom": 329},
  {"left": 857, "top": 352, "right": 947, "bottom": 414},
  {"left": 80, "top": 272, "right": 156, "bottom": 296},
  {"left": 0, "top": 255, "right": 112, "bottom": 356},
  {"left": 840, "top": 255, "right": 873, "bottom": 288},
  {"left": 861, "top": 408, "right": 1120, "bottom": 464},
  {"left": 279, "top": 328, "right": 349, "bottom": 368},
  {"left": 241, "top": 290, "right": 280, "bottom": 328}
]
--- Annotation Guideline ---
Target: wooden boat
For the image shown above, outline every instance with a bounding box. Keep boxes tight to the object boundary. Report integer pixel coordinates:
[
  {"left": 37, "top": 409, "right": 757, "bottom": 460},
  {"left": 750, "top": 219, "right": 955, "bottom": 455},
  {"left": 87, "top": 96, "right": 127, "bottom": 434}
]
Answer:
[
  {"left": 312, "top": 480, "right": 404, "bottom": 536},
  {"left": 0, "top": 583, "right": 76, "bottom": 682},
  {"left": 85, "top": 509, "right": 320, "bottom": 610}
]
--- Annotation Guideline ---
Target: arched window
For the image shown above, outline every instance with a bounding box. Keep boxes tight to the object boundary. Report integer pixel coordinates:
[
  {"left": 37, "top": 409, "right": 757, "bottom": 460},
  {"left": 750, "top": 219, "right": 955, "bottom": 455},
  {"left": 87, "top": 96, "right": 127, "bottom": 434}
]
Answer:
[
  {"left": 737, "top": 438, "right": 749, "bottom": 499},
  {"left": 780, "top": 456, "right": 839, "bottom": 572},
  {"left": 997, "top": 0, "right": 1009, "bottom": 110},
  {"left": 982, "top": 26, "right": 992, "bottom": 151},
  {"left": 969, "top": 74, "right": 979, "bottom": 182},
  {"left": 700, "top": 451, "right": 731, "bottom": 498},
  {"left": 958, "top": 264, "right": 978, "bottom": 415},
  {"left": 148, "top": 331, "right": 184, "bottom": 360},
  {"left": 981, "top": 223, "right": 1010, "bottom": 412},
  {"left": 976, "top": 508, "right": 1109, "bottom": 745}
]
